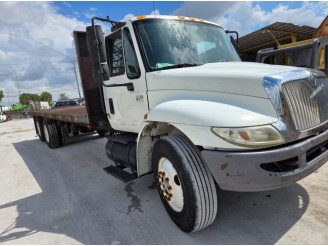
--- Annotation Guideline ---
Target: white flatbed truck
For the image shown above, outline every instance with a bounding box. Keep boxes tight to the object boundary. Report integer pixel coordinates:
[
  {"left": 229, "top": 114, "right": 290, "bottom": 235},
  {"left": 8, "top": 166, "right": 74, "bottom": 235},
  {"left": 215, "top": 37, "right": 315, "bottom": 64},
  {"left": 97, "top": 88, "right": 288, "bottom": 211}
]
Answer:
[{"left": 31, "top": 15, "right": 328, "bottom": 232}]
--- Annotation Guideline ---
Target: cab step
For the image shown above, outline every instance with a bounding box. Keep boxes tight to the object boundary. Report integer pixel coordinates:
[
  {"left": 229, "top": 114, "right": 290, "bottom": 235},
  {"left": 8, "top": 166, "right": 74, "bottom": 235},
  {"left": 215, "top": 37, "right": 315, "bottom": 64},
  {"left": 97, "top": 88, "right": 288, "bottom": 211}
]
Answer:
[{"left": 103, "top": 165, "right": 138, "bottom": 183}]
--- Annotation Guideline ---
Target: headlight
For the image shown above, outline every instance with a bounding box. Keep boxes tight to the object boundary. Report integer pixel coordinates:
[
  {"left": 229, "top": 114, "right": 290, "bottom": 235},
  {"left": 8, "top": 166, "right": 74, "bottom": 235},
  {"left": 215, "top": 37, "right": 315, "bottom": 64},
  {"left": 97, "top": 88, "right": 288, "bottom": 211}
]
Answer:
[{"left": 211, "top": 125, "right": 285, "bottom": 148}]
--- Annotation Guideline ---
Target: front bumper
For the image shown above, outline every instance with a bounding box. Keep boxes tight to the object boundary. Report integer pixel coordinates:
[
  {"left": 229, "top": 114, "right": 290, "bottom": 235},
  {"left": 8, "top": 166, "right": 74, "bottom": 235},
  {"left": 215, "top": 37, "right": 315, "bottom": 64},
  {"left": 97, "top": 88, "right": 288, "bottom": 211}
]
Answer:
[{"left": 201, "top": 128, "right": 328, "bottom": 192}]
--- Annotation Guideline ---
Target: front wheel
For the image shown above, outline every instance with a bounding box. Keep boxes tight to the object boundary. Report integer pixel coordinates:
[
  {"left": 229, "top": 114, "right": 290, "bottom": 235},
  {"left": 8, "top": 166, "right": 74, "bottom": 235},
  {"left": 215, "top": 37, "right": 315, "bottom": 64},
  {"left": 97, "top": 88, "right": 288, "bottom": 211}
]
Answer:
[{"left": 152, "top": 135, "right": 218, "bottom": 232}]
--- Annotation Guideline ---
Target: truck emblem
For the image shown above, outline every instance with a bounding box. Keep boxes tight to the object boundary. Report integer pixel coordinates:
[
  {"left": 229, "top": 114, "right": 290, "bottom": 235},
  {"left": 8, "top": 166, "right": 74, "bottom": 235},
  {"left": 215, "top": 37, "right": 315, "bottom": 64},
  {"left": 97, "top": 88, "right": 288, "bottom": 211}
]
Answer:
[
  {"left": 136, "top": 95, "right": 144, "bottom": 102},
  {"left": 309, "top": 84, "right": 324, "bottom": 99}
]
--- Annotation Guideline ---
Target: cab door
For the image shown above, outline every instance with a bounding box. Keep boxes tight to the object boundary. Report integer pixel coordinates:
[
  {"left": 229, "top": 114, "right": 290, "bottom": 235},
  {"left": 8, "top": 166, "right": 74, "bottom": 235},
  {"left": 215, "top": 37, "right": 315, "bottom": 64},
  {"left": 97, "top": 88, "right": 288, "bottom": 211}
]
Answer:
[{"left": 103, "top": 26, "right": 148, "bottom": 133}]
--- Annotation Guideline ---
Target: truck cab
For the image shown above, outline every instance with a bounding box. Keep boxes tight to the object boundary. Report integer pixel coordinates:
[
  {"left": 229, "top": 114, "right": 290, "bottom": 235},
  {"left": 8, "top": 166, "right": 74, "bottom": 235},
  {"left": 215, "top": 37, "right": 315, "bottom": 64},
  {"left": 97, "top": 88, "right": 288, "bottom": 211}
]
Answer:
[{"left": 74, "top": 15, "right": 328, "bottom": 232}]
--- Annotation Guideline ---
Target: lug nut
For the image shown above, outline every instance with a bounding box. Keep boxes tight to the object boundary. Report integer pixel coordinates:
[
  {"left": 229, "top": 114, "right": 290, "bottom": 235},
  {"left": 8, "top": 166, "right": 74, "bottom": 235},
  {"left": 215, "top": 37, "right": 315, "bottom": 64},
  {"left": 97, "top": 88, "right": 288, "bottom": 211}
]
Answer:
[
  {"left": 168, "top": 186, "right": 172, "bottom": 190},
  {"left": 165, "top": 177, "right": 169, "bottom": 182},
  {"left": 167, "top": 197, "right": 171, "bottom": 201},
  {"left": 169, "top": 193, "right": 173, "bottom": 197}
]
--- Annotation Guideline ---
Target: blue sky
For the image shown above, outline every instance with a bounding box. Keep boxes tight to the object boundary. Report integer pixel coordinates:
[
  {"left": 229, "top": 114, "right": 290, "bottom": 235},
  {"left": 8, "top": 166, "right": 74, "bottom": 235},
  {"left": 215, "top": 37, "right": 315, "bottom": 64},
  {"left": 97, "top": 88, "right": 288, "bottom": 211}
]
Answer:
[
  {"left": 51, "top": 1, "right": 307, "bottom": 31},
  {"left": 1, "top": 1, "right": 328, "bottom": 105},
  {"left": 51, "top": 1, "right": 297, "bottom": 25},
  {"left": 53, "top": 1, "right": 184, "bottom": 21}
]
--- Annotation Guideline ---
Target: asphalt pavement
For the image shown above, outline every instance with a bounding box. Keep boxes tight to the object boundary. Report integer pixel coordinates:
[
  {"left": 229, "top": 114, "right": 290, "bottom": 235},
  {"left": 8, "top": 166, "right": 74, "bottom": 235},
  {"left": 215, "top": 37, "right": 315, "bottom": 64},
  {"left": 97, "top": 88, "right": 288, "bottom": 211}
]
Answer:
[{"left": 0, "top": 118, "right": 328, "bottom": 244}]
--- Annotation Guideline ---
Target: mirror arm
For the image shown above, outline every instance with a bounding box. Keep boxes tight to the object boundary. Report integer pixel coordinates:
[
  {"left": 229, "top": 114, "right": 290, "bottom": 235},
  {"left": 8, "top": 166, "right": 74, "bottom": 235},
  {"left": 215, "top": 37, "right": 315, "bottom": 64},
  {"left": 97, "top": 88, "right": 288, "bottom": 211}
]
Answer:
[{"left": 225, "top": 30, "right": 239, "bottom": 47}]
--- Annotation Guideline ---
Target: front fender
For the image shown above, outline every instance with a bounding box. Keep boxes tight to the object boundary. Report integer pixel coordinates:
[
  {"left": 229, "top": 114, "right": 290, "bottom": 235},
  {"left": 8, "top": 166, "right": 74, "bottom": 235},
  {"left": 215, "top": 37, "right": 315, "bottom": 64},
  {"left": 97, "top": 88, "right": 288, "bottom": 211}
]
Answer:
[{"left": 147, "top": 100, "right": 278, "bottom": 127}]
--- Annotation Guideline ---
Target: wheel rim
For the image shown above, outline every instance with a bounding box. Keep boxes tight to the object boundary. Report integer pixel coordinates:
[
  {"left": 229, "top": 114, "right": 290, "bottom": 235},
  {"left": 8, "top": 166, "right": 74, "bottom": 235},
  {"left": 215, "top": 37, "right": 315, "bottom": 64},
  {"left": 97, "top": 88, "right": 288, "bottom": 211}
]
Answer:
[
  {"left": 44, "top": 124, "right": 49, "bottom": 143},
  {"left": 157, "top": 157, "right": 184, "bottom": 212}
]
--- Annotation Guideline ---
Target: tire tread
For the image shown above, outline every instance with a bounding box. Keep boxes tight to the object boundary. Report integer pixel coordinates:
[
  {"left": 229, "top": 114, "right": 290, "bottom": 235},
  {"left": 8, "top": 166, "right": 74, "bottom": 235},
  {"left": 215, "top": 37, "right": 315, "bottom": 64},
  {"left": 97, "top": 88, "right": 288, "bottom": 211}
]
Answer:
[
  {"left": 44, "top": 119, "right": 60, "bottom": 149},
  {"left": 158, "top": 135, "right": 217, "bottom": 232}
]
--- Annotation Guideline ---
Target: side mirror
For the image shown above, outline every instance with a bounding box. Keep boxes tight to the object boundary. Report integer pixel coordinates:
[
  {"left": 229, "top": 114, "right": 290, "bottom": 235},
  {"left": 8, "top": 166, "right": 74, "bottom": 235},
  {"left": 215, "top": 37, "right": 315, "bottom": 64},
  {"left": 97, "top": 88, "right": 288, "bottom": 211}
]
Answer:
[
  {"left": 225, "top": 30, "right": 239, "bottom": 53},
  {"left": 86, "top": 25, "right": 110, "bottom": 82}
]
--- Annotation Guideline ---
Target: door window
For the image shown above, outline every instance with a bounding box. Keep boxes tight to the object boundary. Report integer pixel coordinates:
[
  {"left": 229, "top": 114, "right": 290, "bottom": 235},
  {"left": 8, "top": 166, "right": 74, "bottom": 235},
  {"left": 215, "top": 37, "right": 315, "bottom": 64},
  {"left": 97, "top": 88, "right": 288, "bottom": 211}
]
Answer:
[
  {"left": 107, "top": 30, "right": 125, "bottom": 76},
  {"left": 123, "top": 28, "right": 141, "bottom": 79}
]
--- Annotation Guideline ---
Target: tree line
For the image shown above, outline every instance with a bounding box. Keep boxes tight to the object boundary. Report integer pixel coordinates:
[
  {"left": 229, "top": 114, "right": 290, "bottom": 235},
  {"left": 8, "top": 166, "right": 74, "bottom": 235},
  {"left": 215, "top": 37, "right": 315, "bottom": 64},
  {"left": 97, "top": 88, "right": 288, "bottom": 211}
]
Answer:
[
  {"left": 0, "top": 90, "right": 53, "bottom": 105},
  {"left": 0, "top": 90, "right": 70, "bottom": 105},
  {"left": 19, "top": 91, "right": 53, "bottom": 105}
]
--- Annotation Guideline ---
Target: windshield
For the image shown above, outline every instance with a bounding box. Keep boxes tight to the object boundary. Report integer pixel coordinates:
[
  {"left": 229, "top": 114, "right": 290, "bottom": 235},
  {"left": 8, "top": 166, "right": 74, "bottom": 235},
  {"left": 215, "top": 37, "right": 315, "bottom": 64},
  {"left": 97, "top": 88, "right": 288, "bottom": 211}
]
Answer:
[{"left": 134, "top": 19, "right": 241, "bottom": 71}]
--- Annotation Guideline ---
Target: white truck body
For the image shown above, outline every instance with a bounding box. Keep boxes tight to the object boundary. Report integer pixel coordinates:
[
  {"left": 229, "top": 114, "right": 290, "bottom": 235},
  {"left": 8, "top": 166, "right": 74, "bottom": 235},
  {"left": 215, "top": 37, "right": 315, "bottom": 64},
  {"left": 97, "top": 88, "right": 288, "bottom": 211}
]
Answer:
[{"left": 33, "top": 15, "right": 328, "bottom": 232}]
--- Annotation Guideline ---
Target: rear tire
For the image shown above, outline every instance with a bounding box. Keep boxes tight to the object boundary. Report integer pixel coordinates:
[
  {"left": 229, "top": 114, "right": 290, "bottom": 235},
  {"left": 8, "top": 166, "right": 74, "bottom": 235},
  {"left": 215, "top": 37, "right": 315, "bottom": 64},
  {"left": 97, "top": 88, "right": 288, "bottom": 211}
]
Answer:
[
  {"left": 43, "top": 119, "right": 60, "bottom": 149},
  {"left": 58, "top": 122, "right": 70, "bottom": 146},
  {"left": 36, "top": 118, "right": 45, "bottom": 142},
  {"left": 97, "top": 130, "right": 106, "bottom": 137},
  {"left": 152, "top": 135, "right": 218, "bottom": 232},
  {"left": 72, "top": 130, "right": 79, "bottom": 136}
]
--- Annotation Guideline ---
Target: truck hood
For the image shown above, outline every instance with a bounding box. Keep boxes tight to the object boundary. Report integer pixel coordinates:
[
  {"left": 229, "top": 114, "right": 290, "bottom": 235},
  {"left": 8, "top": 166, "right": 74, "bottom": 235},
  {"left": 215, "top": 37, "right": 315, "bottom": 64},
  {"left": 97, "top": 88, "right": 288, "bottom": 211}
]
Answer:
[{"left": 146, "top": 62, "right": 298, "bottom": 98}]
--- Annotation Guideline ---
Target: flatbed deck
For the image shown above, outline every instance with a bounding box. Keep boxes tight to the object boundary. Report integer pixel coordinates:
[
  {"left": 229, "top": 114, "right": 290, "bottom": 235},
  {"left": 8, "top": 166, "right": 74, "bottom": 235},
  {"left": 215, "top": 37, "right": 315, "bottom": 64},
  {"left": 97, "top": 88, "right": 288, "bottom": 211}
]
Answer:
[{"left": 31, "top": 106, "right": 89, "bottom": 126}]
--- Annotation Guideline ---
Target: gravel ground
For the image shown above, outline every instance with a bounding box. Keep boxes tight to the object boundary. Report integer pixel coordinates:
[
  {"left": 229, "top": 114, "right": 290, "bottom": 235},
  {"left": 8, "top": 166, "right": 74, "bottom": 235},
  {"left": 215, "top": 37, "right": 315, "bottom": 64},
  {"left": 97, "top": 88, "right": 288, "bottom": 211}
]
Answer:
[{"left": 0, "top": 118, "right": 328, "bottom": 245}]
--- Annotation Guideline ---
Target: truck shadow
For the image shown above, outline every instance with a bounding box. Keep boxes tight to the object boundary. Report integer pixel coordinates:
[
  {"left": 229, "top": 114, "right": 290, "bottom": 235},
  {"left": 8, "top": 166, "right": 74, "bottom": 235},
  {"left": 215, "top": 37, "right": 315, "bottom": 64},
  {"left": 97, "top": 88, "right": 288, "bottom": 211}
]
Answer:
[{"left": 1, "top": 139, "right": 309, "bottom": 244}]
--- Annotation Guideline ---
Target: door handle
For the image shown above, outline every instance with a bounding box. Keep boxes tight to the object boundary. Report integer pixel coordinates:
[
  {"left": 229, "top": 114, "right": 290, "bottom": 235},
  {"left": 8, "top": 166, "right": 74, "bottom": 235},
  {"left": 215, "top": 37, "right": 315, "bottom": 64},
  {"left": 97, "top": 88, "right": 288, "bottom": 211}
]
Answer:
[{"left": 104, "top": 82, "right": 134, "bottom": 91}]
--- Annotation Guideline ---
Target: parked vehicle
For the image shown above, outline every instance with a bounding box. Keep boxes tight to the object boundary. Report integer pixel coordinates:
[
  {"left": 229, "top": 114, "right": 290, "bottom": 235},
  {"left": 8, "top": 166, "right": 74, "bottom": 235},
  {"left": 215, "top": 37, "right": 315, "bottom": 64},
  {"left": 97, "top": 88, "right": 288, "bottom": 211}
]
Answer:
[
  {"left": 31, "top": 15, "right": 328, "bottom": 232},
  {"left": 55, "top": 100, "right": 78, "bottom": 108},
  {"left": 0, "top": 111, "right": 7, "bottom": 122}
]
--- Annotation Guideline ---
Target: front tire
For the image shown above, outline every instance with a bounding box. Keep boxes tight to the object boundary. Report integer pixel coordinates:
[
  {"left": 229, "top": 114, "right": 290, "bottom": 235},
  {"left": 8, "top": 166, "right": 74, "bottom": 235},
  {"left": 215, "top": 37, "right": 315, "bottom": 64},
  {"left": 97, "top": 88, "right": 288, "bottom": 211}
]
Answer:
[{"left": 152, "top": 135, "right": 218, "bottom": 232}]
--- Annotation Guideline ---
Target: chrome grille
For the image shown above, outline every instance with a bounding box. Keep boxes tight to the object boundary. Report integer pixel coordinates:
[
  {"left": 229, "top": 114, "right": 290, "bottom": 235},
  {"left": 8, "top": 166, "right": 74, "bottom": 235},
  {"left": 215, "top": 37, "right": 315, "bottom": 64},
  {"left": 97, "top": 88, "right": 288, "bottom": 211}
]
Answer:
[{"left": 282, "top": 78, "right": 328, "bottom": 131}]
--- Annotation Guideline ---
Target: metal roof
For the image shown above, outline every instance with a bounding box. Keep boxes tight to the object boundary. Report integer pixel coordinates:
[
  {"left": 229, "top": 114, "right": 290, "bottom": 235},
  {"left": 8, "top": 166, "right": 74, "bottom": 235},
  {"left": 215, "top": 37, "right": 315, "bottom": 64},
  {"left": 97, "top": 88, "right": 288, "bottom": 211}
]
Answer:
[{"left": 239, "top": 22, "right": 316, "bottom": 54}]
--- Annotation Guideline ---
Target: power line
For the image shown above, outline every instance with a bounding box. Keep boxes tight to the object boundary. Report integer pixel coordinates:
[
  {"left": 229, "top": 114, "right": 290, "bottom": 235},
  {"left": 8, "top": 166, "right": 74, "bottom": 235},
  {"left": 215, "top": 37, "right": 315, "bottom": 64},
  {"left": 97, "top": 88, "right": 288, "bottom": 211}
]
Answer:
[
  {"left": 0, "top": 71, "right": 80, "bottom": 79},
  {"left": 0, "top": 32, "right": 70, "bottom": 57},
  {"left": 3, "top": 87, "right": 79, "bottom": 97},
  {"left": 0, "top": 61, "right": 77, "bottom": 66}
]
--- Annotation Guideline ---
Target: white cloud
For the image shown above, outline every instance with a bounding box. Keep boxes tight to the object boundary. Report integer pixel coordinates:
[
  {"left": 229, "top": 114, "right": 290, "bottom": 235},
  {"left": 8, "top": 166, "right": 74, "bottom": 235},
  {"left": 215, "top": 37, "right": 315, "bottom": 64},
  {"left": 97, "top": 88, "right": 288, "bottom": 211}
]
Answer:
[
  {"left": 121, "top": 9, "right": 161, "bottom": 22},
  {"left": 150, "top": 9, "right": 160, "bottom": 16},
  {"left": 172, "top": 2, "right": 328, "bottom": 36},
  {"left": 121, "top": 13, "right": 137, "bottom": 22},
  {"left": 83, "top": 7, "right": 98, "bottom": 19},
  {"left": 0, "top": 2, "right": 87, "bottom": 105}
]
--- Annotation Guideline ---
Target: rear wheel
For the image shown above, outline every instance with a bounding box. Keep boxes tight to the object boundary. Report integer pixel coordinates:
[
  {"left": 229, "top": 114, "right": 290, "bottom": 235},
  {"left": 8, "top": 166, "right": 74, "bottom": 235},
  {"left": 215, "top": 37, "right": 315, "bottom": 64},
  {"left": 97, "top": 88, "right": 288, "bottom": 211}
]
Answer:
[
  {"left": 36, "top": 118, "right": 45, "bottom": 142},
  {"left": 97, "top": 130, "right": 106, "bottom": 137},
  {"left": 152, "top": 135, "right": 218, "bottom": 232},
  {"left": 43, "top": 119, "right": 60, "bottom": 149},
  {"left": 57, "top": 122, "right": 70, "bottom": 146},
  {"left": 72, "top": 130, "right": 79, "bottom": 136}
]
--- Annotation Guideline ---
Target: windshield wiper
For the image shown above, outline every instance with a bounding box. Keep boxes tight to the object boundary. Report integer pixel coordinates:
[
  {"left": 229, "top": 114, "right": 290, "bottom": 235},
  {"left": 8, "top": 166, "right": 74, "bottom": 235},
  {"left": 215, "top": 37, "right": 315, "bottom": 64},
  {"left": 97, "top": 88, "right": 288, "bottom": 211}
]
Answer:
[{"left": 157, "top": 63, "right": 202, "bottom": 71}]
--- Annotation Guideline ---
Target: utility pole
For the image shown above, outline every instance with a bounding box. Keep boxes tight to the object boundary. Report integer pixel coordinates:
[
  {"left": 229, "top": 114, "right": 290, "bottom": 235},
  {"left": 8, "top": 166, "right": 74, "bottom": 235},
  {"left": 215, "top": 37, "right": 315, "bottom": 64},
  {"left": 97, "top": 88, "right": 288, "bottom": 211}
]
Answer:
[
  {"left": 15, "top": 72, "right": 21, "bottom": 98},
  {"left": 72, "top": 62, "right": 81, "bottom": 99}
]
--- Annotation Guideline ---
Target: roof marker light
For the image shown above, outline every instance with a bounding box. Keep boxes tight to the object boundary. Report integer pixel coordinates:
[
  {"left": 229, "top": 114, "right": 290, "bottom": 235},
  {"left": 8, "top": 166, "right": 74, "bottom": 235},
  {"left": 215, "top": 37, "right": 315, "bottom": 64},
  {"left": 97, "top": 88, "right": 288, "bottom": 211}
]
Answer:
[{"left": 137, "top": 16, "right": 146, "bottom": 20}]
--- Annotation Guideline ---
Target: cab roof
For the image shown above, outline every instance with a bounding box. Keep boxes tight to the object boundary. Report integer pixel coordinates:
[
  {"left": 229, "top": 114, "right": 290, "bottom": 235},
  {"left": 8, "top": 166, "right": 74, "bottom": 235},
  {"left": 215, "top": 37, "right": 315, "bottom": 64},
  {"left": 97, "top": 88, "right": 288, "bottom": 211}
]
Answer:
[{"left": 128, "top": 15, "right": 222, "bottom": 28}]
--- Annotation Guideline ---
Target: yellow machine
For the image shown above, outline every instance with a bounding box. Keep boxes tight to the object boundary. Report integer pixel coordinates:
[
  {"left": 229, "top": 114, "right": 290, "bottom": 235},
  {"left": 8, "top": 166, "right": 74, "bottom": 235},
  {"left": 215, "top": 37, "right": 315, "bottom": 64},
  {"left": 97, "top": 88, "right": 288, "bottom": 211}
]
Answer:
[{"left": 257, "top": 17, "right": 328, "bottom": 74}]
